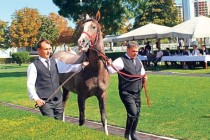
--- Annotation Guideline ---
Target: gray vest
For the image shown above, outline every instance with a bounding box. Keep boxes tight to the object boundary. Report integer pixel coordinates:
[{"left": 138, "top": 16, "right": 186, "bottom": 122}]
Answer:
[
  {"left": 118, "top": 56, "right": 142, "bottom": 92},
  {"left": 33, "top": 58, "right": 62, "bottom": 100}
]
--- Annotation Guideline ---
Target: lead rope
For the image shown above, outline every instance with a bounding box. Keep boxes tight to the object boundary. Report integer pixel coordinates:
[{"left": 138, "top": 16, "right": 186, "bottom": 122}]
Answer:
[
  {"left": 90, "top": 47, "right": 150, "bottom": 107},
  {"left": 35, "top": 53, "right": 86, "bottom": 108}
]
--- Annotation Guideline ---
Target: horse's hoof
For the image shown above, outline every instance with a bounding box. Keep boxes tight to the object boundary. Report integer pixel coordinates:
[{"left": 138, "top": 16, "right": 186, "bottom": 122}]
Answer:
[{"left": 79, "top": 120, "right": 85, "bottom": 126}]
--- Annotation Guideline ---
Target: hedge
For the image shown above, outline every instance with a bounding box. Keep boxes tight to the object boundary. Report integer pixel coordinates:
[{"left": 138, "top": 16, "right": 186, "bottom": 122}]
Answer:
[
  {"left": 0, "top": 58, "right": 15, "bottom": 64},
  {"left": 0, "top": 56, "right": 38, "bottom": 64}
]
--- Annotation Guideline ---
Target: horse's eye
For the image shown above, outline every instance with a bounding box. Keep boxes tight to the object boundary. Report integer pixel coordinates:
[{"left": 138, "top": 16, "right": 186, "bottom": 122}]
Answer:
[{"left": 92, "top": 26, "right": 96, "bottom": 29}]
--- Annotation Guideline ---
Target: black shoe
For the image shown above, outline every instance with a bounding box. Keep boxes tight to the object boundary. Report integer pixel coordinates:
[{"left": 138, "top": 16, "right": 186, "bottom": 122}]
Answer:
[
  {"left": 131, "top": 132, "right": 140, "bottom": 140},
  {"left": 124, "top": 131, "right": 131, "bottom": 140}
]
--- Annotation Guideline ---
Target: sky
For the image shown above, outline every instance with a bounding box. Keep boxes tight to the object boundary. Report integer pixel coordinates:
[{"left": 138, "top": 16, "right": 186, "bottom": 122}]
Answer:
[
  {"left": 0, "top": 0, "right": 191, "bottom": 28},
  {"left": 0, "top": 0, "right": 75, "bottom": 27}
]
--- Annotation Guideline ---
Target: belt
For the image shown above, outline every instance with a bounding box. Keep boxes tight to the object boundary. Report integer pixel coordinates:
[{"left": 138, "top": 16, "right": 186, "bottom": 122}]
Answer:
[{"left": 41, "top": 97, "right": 58, "bottom": 102}]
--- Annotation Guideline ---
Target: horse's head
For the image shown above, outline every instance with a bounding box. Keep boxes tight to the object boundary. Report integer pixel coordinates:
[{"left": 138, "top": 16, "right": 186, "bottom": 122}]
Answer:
[{"left": 78, "top": 11, "right": 101, "bottom": 52}]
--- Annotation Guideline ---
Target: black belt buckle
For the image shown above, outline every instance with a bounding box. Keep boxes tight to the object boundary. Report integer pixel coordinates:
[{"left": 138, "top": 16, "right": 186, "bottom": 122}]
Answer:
[{"left": 53, "top": 97, "right": 58, "bottom": 101}]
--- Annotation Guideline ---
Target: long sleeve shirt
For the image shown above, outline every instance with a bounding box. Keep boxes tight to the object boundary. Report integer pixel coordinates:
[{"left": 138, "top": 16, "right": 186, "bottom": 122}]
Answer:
[
  {"left": 27, "top": 56, "right": 83, "bottom": 101},
  {"left": 107, "top": 53, "right": 145, "bottom": 75}
]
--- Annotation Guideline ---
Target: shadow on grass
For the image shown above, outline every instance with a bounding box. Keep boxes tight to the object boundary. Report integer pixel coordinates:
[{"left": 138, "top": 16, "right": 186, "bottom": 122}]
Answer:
[
  {"left": 0, "top": 65, "right": 27, "bottom": 69},
  {"left": 145, "top": 65, "right": 180, "bottom": 71},
  {"left": 0, "top": 72, "right": 26, "bottom": 78},
  {"left": 200, "top": 115, "right": 210, "bottom": 119},
  {"left": 146, "top": 65, "right": 210, "bottom": 73}
]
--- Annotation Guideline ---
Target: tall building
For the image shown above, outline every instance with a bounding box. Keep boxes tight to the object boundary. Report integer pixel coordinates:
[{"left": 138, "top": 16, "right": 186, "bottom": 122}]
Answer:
[
  {"left": 182, "top": 0, "right": 195, "bottom": 21},
  {"left": 194, "top": 0, "right": 208, "bottom": 16},
  {"left": 175, "top": 4, "right": 184, "bottom": 21}
]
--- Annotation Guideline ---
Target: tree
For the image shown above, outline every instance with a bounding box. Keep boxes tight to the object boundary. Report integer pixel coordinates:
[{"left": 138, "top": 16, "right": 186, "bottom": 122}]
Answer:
[
  {"left": 37, "top": 16, "right": 59, "bottom": 42},
  {"left": 0, "top": 20, "right": 8, "bottom": 48},
  {"left": 9, "top": 8, "right": 42, "bottom": 49},
  {"left": 37, "top": 16, "right": 59, "bottom": 51},
  {"left": 48, "top": 13, "right": 74, "bottom": 45},
  {"left": 52, "top": 0, "right": 133, "bottom": 35},
  {"left": 57, "top": 27, "right": 74, "bottom": 46},
  {"left": 133, "top": 0, "right": 181, "bottom": 28}
]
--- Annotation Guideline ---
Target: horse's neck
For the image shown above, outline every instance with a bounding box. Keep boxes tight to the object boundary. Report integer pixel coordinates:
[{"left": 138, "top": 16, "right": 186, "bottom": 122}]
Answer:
[
  {"left": 87, "top": 47, "right": 105, "bottom": 70},
  {"left": 96, "top": 33, "right": 105, "bottom": 53}
]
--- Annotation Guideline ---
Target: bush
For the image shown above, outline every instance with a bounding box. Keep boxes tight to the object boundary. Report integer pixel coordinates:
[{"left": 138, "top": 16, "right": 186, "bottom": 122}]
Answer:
[
  {"left": 29, "top": 55, "right": 38, "bottom": 62},
  {"left": 105, "top": 52, "right": 125, "bottom": 60},
  {"left": 12, "top": 51, "right": 30, "bottom": 66}
]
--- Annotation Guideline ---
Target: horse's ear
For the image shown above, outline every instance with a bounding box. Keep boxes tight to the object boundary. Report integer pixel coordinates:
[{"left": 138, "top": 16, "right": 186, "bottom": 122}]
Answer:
[
  {"left": 86, "top": 14, "right": 91, "bottom": 20},
  {"left": 96, "top": 11, "right": 101, "bottom": 21}
]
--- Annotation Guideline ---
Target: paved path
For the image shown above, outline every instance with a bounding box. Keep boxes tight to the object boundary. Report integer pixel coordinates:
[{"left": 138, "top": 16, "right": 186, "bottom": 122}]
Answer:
[
  {"left": 146, "top": 71, "right": 210, "bottom": 77},
  {"left": 0, "top": 101, "right": 177, "bottom": 140}
]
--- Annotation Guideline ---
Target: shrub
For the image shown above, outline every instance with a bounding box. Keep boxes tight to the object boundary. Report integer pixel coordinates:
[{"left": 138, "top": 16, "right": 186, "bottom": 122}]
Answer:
[
  {"left": 12, "top": 51, "right": 30, "bottom": 66},
  {"left": 29, "top": 55, "right": 38, "bottom": 62},
  {"left": 105, "top": 52, "right": 125, "bottom": 60}
]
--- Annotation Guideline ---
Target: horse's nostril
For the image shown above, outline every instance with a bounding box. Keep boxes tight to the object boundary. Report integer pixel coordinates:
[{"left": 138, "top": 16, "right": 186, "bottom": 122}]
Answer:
[
  {"left": 82, "top": 39, "right": 85, "bottom": 43},
  {"left": 78, "top": 40, "right": 82, "bottom": 44}
]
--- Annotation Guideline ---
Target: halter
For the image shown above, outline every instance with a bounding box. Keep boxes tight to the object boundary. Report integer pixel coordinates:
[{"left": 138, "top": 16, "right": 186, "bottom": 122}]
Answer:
[
  {"left": 81, "top": 19, "right": 101, "bottom": 48},
  {"left": 81, "top": 31, "right": 99, "bottom": 47}
]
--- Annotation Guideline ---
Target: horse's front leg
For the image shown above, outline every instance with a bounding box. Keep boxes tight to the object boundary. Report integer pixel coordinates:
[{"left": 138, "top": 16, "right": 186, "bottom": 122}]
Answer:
[
  {"left": 97, "top": 91, "right": 108, "bottom": 135},
  {"left": 78, "top": 93, "right": 86, "bottom": 126}
]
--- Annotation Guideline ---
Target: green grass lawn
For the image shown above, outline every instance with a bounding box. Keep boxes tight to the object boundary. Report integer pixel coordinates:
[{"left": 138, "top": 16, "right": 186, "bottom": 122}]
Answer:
[
  {"left": 0, "top": 64, "right": 210, "bottom": 140},
  {"left": 0, "top": 105, "right": 122, "bottom": 140}
]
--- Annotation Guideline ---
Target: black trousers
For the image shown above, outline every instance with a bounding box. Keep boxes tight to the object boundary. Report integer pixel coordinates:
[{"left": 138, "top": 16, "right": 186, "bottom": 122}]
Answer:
[
  {"left": 119, "top": 90, "right": 141, "bottom": 119},
  {"left": 39, "top": 97, "right": 64, "bottom": 120}
]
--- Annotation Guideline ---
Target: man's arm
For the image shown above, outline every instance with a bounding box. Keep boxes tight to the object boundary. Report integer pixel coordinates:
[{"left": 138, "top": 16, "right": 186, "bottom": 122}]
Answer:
[
  {"left": 27, "top": 63, "right": 39, "bottom": 100},
  {"left": 107, "top": 57, "right": 124, "bottom": 74},
  {"left": 56, "top": 59, "right": 89, "bottom": 73}
]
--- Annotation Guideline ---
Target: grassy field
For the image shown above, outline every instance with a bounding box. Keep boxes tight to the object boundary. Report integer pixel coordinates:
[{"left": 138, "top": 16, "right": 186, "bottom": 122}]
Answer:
[
  {"left": 0, "top": 64, "right": 210, "bottom": 140},
  {"left": 0, "top": 105, "right": 122, "bottom": 140}
]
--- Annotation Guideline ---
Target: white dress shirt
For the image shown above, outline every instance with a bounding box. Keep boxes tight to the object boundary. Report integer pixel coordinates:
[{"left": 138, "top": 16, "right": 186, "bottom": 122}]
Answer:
[
  {"left": 156, "top": 50, "right": 163, "bottom": 58},
  {"left": 108, "top": 53, "right": 145, "bottom": 75},
  {"left": 27, "top": 56, "right": 83, "bottom": 101},
  {"left": 192, "top": 49, "right": 200, "bottom": 56}
]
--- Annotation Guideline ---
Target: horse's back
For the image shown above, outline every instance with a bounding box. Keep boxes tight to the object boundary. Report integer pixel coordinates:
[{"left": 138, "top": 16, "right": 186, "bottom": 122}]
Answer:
[{"left": 52, "top": 51, "right": 83, "bottom": 64}]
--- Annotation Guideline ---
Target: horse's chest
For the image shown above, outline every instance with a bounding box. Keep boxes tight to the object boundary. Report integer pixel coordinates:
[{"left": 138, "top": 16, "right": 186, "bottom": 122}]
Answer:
[
  {"left": 83, "top": 72, "right": 104, "bottom": 89},
  {"left": 89, "top": 77, "right": 98, "bottom": 85},
  {"left": 84, "top": 74, "right": 100, "bottom": 85}
]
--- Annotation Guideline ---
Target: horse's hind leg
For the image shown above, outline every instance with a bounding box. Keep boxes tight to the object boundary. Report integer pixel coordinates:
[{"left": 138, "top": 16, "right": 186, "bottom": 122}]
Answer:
[
  {"left": 78, "top": 94, "right": 86, "bottom": 126},
  {"left": 97, "top": 92, "right": 108, "bottom": 135},
  {"left": 62, "top": 87, "right": 70, "bottom": 108},
  {"left": 62, "top": 87, "right": 69, "bottom": 122}
]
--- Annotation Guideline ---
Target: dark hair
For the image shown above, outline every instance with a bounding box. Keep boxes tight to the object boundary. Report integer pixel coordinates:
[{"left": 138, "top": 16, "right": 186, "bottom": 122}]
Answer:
[
  {"left": 127, "top": 41, "right": 139, "bottom": 48},
  {"left": 36, "top": 39, "right": 51, "bottom": 49}
]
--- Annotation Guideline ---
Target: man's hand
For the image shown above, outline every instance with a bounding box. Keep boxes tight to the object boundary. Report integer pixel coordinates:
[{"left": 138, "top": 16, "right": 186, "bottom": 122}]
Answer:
[
  {"left": 107, "top": 58, "right": 112, "bottom": 66},
  {"left": 35, "top": 99, "right": 45, "bottom": 107},
  {"left": 82, "top": 61, "right": 89, "bottom": 68},
  {"left": 142, "top": 74, "right": 148, "bottom": 85}
]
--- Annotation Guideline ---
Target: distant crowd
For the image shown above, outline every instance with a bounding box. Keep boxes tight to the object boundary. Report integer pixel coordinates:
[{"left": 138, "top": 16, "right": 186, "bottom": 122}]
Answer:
[{"left": 138, "top": 41, "right": 209, "bottom": 69}]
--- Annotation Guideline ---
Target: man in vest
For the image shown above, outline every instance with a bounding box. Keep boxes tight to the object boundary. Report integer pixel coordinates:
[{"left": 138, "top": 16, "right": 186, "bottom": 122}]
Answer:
[
  {"left": 27, "top": 39, "right": 89, "bottom": 120},
  {"left": 107, "top": 41, "right": 147, "bottom": 140}
]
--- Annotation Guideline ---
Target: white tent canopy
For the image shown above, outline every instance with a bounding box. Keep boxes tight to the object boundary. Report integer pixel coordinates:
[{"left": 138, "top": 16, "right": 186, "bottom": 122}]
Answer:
[
  {"left": 112, "top": 23, "right": 170, "bottom": 42},
  {"left": 157, "top": 16, "right": 210, "bottom": 39},
  {"left": 103, "top": 35, "right": 118, "bottom": 42}
]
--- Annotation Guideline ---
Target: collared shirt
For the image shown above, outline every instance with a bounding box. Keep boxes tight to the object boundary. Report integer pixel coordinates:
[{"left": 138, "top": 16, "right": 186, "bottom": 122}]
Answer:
[
  {"left": 156, "top": 50, "right": 163, "bottom": 58},
  {"left": 107, "top": 53, "right": 145, "bottom": 75},
  {"left": 192, "top": 49, "right": 200, "bottom": 56},
  {"left": 27, "top": 56, "right": 83, "bottom": 101}
]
